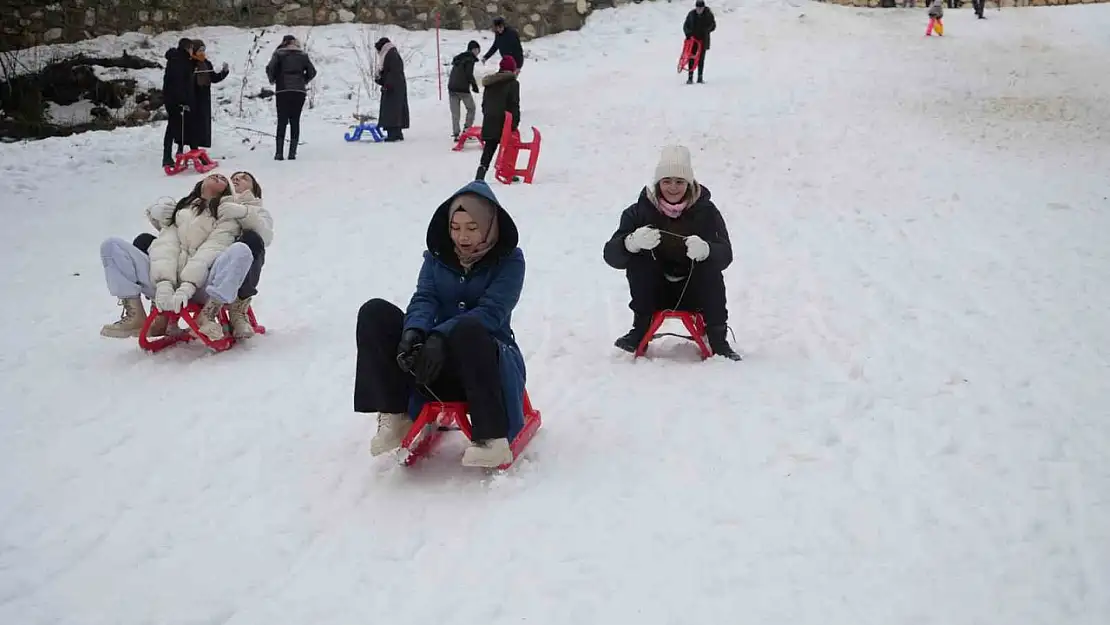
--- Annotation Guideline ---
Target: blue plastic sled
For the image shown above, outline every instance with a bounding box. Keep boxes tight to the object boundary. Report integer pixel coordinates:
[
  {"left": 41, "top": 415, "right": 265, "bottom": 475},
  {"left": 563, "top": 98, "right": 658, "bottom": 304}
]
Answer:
[{"left": 345, "top": 122, "right": 384, "bottom": 142}]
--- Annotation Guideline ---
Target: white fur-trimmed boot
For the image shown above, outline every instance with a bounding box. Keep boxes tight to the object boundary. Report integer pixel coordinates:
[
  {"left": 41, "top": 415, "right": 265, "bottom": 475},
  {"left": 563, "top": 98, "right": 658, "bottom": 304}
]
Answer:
[
  {"left": 226, "top": 297, "right": 254, "bottom": 339},
  {"left": 100, "top": 297, "right": 146, "bottom": 338},
  {"left": 195, "top": 298, "right": 225, "bottom": 341},
  {"left": 461, "top": 438, "right": 513, "bottom": 468},
  {"left": 371, "top": 412, "right": 412, "bottom": 456}
]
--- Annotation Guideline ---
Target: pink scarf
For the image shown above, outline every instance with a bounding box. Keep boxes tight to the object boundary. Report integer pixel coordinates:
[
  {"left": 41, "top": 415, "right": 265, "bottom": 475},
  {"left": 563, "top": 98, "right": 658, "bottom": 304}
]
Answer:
[{"left": 657, "top": 197, "right": 689, "bottom": 218}]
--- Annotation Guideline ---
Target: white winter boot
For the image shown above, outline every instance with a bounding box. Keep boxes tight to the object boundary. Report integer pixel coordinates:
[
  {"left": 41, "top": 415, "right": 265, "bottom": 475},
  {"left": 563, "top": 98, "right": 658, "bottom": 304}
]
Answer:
[
  {"left": 195, "top": 298, "right": 225, "bottom": 341},
  {"left": 461, "top": 438, "right": 513, "bottom": 468},
  {"left": 370, "top": 412, "right": 412, "bottom": 456},
  {"left": 100, "top": 297, "right": 146, "bottom": 338},
  {"left": 227, "top": 297, "right": 254, "bottom": 339}
]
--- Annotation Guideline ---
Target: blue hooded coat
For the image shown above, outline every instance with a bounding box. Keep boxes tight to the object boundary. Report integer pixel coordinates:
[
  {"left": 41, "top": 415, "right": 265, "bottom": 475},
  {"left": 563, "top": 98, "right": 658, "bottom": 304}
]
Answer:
[{"left": 402, "top": 181, "right": 528, "bottom": 441}]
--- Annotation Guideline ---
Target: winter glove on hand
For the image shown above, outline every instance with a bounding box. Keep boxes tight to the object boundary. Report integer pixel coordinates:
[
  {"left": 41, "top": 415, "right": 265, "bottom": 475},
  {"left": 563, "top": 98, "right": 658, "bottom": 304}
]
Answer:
[
  {"left": 154, "top": 281, "right": 175, "bottom": 312},
  {"left": 685, "top": 235, "right": 711, "bottom": 262},
  {"left": 395, "top": 328, "right": 426, "bottom": 373},
  {"left": 625, "top": 226, "right": 662, "bottom": 253},
  {"left": 412, "top": 332, "right": 447, "bottom": 386},
  {"left": 171, "top": 282, "right": 197, "bottom": 312}
]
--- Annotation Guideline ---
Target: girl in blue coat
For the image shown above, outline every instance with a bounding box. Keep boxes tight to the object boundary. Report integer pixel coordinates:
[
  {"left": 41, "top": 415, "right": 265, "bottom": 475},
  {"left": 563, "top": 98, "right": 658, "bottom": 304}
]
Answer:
[{"left": 354, "top": 180, "right": 527, "bottom": 468}]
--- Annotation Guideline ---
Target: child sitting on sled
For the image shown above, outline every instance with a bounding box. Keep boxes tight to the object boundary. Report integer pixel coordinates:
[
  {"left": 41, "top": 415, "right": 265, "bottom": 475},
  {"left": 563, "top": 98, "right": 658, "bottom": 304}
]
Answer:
[
  {"left": 353, "top": 180, "right": 527, "bottom": 468},
  {"left": 603, "top": 145, "right": 740, "bottom": 360}
]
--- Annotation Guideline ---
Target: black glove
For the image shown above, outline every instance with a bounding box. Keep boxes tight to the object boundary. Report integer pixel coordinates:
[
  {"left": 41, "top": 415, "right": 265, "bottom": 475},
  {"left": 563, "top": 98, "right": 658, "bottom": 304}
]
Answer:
[
  {"left": 472, "top": 85, "right": 479, "bottom": 93},
  {"left": 412, "top": 332, "right": 446, "bottom": 386},
  {"left": 396, "top": 328, "right": 425, "bottom": 373}
]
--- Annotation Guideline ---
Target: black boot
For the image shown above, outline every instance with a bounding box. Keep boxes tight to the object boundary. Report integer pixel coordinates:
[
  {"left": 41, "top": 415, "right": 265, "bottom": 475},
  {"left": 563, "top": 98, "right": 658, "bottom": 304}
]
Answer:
[
  {"left": 614, "top": 315, "right": 652, "bottom": 353},
  {"left": 275, "top": 126, "right": 286, "bottom": 160},
  {"left": 706, "top": 325, "right": 742, "bottom": 361},
  {"left": 686, "top": 74, "right": 694, "bottom": 85},
  {"left": 475, "top": 165, "right": 487, "bottom": 181}
]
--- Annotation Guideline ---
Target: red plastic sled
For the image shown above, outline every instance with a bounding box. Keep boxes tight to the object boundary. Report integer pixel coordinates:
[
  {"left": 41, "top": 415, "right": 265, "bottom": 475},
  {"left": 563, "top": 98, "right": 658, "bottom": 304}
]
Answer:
[
  {"left": 164, "top": 148, "right": 219, "bottom": 176},
  {"left": 678, "top": 37, "right": 704, "bottom": 73},
  {"left": 635, "top": 310, "right": 711, "bottom": 360},
  {"left": 138, "top": 301, "right": 266, "bottom": 353},
  {"left": 452, "top": 126, "right": 485, "bottom": 151},
  {"left": 399, "top": 390, "right": 543, "bottom": 470},
  {"left": 494, "top": 113, "right": 541, "bottom": 185}
]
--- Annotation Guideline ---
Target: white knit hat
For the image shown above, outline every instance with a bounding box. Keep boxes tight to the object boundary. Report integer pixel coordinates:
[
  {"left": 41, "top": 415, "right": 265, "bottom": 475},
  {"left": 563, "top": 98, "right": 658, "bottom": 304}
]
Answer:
[{"left": 653, "top": 145, "right": 695, "bottom": 184}]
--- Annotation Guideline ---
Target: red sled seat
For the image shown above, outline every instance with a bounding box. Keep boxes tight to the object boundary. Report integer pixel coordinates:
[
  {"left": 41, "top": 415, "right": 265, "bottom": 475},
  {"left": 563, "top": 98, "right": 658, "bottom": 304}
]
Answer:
[
  {"left": 399, "top": 390, "right": 543, "bottom": 470},
  {"left": 451, "top": 126, "right": 484, "bottom": 151},
  {"left": 138, "top": 302, "right": 265, "bottom": 353},
  {"left": 635, "top": 310, "right": 711, "bottom": 360},
  {"left": 164, "top": 148, "right": 218, "bottom": 176}
]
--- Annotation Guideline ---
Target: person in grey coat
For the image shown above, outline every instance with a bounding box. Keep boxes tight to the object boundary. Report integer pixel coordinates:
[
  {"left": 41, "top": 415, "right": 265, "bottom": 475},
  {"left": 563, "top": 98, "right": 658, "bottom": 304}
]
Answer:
[
  {"left": 266, "top": 35, "right": 317, "bottom": 160},
  {"left": 374, "top": 37, "right": 410, "bottom": 142}
]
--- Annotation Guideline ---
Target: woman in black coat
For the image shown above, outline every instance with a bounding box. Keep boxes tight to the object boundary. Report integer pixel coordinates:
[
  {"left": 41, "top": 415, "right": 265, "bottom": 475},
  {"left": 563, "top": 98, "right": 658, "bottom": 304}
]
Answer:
[
  {"left": 373, "top": 37, "right": 410, "bottom": 142},
  {"left": 474, "top": 55, "right": 520, "bottom": 181},
  {"left": 184, "top": 39, "right": 228, "bottom": 152}
]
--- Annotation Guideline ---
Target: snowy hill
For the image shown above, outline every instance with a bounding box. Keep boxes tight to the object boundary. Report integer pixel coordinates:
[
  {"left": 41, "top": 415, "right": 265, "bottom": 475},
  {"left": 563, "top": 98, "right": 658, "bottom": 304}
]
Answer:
[{"left": 1, "top": 1, "right": 1109, "bottom": 624}]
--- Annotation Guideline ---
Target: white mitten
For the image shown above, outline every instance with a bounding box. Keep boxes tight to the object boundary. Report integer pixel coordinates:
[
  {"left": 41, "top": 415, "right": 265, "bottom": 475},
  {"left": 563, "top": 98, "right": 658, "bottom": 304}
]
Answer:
[
  {"left": 624, "top": 226, "right": 661, "bottom": 253},
  {"left": 171, "top": 282, "right": 197, "bottom": 312},
  {"left": 685, "top": 235, "right": 710, "bottom": 262},
  {"left": 154, "top": 281, "right": 175, "bottom": 312},
  {"left": 218, "top": 202, "right": 248, "bottom": 220}
]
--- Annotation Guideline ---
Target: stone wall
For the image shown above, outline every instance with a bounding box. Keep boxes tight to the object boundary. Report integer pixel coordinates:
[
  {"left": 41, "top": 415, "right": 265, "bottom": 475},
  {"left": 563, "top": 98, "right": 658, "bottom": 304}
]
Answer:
[
  {"left": 1, "top": 0, "right": 617, "bottom": 53},
  {"left": 815, "top": 0, "right": 1102, "bottom": 7}
]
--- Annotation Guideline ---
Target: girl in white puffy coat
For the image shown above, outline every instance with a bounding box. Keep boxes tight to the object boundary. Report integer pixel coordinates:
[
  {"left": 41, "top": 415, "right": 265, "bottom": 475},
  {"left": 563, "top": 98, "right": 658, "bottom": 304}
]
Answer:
[{"left": 99, "top": 173, "right": 257, "bottom": 342}]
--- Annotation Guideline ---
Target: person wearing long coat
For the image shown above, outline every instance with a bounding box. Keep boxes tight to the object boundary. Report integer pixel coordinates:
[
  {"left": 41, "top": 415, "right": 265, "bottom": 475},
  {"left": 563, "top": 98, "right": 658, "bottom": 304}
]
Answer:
[
  {"left": 475, "top": 56, "right": 520, "bottom": 181},
  {"left": 373, "top": 37, "right": 410, "bottom": 142},
  {"left": 184, "top": 39, "right": 229, "bottom": 151},
  {"left": 354, "top": 180, "right": 527, "bottom": 468}
]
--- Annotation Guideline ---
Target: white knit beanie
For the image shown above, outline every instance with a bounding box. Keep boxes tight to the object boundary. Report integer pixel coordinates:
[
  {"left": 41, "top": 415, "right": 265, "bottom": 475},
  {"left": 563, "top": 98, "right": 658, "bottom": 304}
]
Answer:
[{"left": 653, "top": 145, "right": 695, "bottom": 184}]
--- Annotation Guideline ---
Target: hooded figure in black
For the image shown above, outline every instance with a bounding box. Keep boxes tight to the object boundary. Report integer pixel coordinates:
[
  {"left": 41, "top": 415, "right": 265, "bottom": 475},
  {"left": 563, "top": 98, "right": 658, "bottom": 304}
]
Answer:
[
  {"left": 183, "top": 39, "right": 228, "bottom": 151},
  {"left": 447, "top": 40, "right": 481, "bottom": 140},
  {"left": 161, "top": 38, "right": 195, "bottom": 167},
  {"left": 603, "top": 145, "right": 741, "bottom": 360},
  {"left": 683, "top": 0, "right": 716, "bottom": 84},
  {"left": 266, "top": 34, "right": 317, "bottom": 160},
  {"left": 373, "top": 37, "right": 410, "bottom": 142},
  {"left": 474, "top": 55, "right": 520, "bottom": 181},
  {"left": 481, "top": 17, "right": 525, "bottom": 70}
]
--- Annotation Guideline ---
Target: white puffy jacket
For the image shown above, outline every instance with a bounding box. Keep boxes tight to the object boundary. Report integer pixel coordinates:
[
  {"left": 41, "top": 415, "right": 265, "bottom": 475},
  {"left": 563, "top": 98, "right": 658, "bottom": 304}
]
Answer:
[
  {"left": 148, "top": 195, "right": 246, "bottom": 287},
  {"left": 236, "top": 190, "right": 275, "bottom": 247}
]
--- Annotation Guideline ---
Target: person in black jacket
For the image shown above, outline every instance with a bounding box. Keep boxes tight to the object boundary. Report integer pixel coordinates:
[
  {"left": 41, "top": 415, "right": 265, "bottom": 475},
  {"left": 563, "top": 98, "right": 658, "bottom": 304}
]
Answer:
[
  {"left": 683, "top": 0, "right": 716, "bottom": 84},
  {"left": 475, "top": 56, "right": 520, "bottom": 182},
  {"left": 184, "top": 39, "right": 228, "bottom": 157},
  {"left": 448, "top": 40, "right": 481, "bottom": 141},
  {"left": 481, "top": 17, "right": 524, "bottom": 71},
  {"left": 265, "top": 34, "right": 317, "bottom": 160},
  {"left": 373, "top": 37, "right": 410, "bottom": 142},
  {"left": 161, "top": 38, "right": 195, "bottom": 168},
  {"left": 603, "top": 145, "right": 740, "bottom": 360}
]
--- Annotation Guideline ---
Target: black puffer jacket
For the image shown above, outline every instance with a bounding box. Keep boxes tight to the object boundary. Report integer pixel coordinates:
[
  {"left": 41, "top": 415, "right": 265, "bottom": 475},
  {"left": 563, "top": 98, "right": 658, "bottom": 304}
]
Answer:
[
  {"left": 266, "top": 45, "right": 317, "bottom": 93},
  {"left": 683, "top": 8, "right": 717, "bottom": 49},
  {"left": 162, "top": 47, "right": 195, "bottom": 109},
  {"left": 481, "top": 26, "right": 524, "bottom": 67},
  {"left": 448, "top": 51, "right": 479, "bottom": 94},
  {"left": 480, "top": 71, "right": 520, "bottom": 141},
  {"left": 603, "top": 185, "right": 733, "bottom": 277}
]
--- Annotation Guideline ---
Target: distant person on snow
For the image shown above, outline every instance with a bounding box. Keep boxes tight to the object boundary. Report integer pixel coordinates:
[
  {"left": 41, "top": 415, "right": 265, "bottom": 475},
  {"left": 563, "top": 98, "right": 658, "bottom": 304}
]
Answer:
[
  {"left": 926, "top": 0, "right": 945, "bottom": 36},
  {"left": 184, "top": 39, "right": 228, "bottom": 160},
  {"left": 353, "top": 180, "right": 528, "bottom": 468},
  {"left": 602, "top": 145, "right": 741, "bottom": 360},
  {"left": 683, "top": 0, "right": 716, "bottom": 84},
  {"left": 481, "top": 17, "right": 524, "bottom": 71},
  {"left": 161, "top": 38, "right": 195, "bottom": 168},
  {"left": 475, "top": 55, "right": 520, "bottom": 182},
  {"left": 374, "top": 37, "right": 410, "bottom": 142},
  {"left": 448, "top": 40, "right": 481, "bottom": 141},
  {"left": 99, "top": 174, "right": 270, "bottom": 342},
  {"left": 266, "top": 34, "right": 318, "bottom": 160}
]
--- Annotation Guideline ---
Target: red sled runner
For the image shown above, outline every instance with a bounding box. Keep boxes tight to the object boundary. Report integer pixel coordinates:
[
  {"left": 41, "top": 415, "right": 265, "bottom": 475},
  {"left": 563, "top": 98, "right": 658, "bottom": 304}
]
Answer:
[
  {"left": 398, "top": 390, "right": 543, "bottom": 470},
  {"left": 635, "top": 310, "right": 712, "bottom": 360},
  {"left": 164, "top": 149, "right": 219, "bottom": 176},
  {"left": 138, "top": 302, "right": 266, "bottom": 353},
  {"left": 678, "top": 37, "right": 704, "bottom": 73}
]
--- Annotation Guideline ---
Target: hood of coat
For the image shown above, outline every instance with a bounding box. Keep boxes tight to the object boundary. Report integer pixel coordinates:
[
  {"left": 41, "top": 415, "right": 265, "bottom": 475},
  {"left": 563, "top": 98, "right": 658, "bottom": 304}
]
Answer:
[
  {"left": 426, "top": 180, "right": 519, "bottom": 270},
  {"left": 482, "top": 71, "right": 517, "bottom": 88},
  {"left": 452, "top": 51, "right": 476, "bottom": 66},
  {"left": 165, "top": 47, "right": 190, "bottom": 63}
]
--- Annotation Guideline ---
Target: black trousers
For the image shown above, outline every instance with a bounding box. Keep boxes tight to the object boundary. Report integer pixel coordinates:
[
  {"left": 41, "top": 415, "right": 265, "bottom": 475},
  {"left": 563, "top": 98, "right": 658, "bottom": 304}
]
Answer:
[
  {"left": 626, "top": 252, "right": 727, "bottom": 326},
  {"left": 688, "top": 43, "right": 706, "bottom": 79},
  {"left": 479, "top": 139, "right": 500, "bottom": 169},
  {"left": 275, "top": 92, "right": 306, "bottom": 155},
  {"left": 354, "top": 298, "right": 509, "bottom": 441},
  {"left": 972, "top": 0, "right": 984, "bottom": 15},
  {"left": 162, "top": 105, "right": 186, "bottom": 163},
  {"left": 133, "top": 230, "right": 266, "bottom": 300}
]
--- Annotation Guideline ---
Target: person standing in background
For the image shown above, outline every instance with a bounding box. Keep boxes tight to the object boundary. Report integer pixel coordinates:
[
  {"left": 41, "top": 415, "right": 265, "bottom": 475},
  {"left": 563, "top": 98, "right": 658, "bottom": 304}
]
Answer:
[
  {"left": 160, "top": 38, "right": 195, "bottom": 169},
  {"left": 481, "top": 17, "right": 524, "bottom": 72},
  {"left": 683, "top": 0, "right": 716, "bottom": 85},
  {"left": 185, "top": 39, "right": 229, "bottom": 161},
  {"left": 448, "top": 40, "right": 481, "bottom": 141},
  {"left": 266, "top": 34, "right": 317, "bottom": 160}
]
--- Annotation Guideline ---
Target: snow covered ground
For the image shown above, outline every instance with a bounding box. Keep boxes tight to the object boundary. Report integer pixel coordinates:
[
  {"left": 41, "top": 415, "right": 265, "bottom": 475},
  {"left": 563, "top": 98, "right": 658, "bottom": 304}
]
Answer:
[{"left": 2, "top": 1, "right": 1109, "bottom": 623}]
